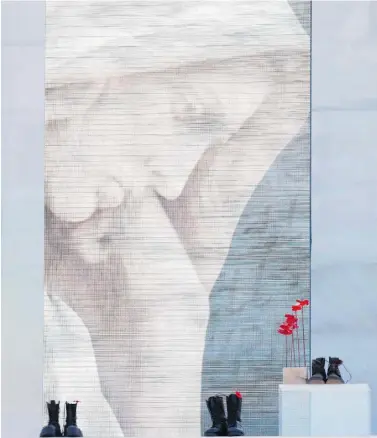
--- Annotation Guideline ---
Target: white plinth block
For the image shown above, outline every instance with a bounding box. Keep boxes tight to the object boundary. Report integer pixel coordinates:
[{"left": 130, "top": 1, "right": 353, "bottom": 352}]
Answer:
[{"left": 279, "top": 383, "right": 371, "bottom": 436}]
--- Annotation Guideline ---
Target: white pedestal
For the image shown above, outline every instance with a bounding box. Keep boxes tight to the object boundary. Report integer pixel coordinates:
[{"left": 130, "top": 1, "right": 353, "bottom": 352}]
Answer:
[{"left": 279, "top": 384, "right": 371, "bottom": 436}]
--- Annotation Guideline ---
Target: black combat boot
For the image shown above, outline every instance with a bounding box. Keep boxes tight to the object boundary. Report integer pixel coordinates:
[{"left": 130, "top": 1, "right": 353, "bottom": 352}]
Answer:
[
  {"left": 326, "top": 357, "right": 344, "bottom": 384},
  {"left": 307, "top": 357, "right": 326, "bottom": 384},
  {"left": 63, "top": 402, "right": 83, "bottom": 437},
  {"left": 204, "top": 395, "right": 228, "bottom": 436},
  {"left": 226, "top": 393, "right": 244, "bottom": 436},
  {"left": 40, "top": 400, "right": 63, "bottom": 437}
]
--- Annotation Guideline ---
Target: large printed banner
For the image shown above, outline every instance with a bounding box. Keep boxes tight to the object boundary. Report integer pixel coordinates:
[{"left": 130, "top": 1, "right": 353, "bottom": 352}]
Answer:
[{"left": 44, "top": 1, "right": 310, "bottom": 436}]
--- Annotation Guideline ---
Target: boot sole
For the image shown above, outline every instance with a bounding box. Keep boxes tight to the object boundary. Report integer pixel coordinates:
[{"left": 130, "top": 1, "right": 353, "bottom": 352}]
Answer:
[
  {"left": 204, "top": 433, "right": 225, "bottom": 437},
  {"left": 228, "top": 427, "right": 244, "bottom": 436},
  {"left": 307, "top": 375, "right": 325, "bottom": 384},
  {"left": 40, "top": 429, "right": 60, "bottom": 437},
  {"left": 326, "top": 377, "right": 344, "bottom": 384}
]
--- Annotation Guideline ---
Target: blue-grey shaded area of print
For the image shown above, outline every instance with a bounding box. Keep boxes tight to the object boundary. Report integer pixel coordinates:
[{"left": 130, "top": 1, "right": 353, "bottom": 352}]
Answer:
[
  {"left": 201, "top": 4, "right": 311, "bottom": 433},
  {"left": 202, "top": 121, "right": 310, "bottom": 436}
]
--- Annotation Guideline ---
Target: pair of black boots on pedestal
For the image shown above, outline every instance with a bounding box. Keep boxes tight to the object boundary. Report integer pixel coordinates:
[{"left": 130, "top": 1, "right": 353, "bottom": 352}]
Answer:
[
  {"left": 205, "top": 393, "right": 244, "bottom": 436},
  {"left": 40, "top": 401, "right": 83, "bottom": 437},
  {"left": 308, "top": 357, "right": 344, "bottom": 384}
]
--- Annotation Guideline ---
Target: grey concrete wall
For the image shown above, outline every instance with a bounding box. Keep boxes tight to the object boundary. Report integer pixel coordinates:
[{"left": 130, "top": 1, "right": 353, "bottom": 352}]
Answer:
[
  {"left": 1, "top": 2, "right": 45, "bottom": 437},
  {"left": 311, "top": 1, "right": 377, "bottom": 433}
]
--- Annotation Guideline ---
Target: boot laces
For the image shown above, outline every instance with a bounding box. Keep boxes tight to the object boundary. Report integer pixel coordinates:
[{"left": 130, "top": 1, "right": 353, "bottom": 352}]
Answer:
[
  {"left": 47, "top": 401, "right": 60, "bottom": 425},
  {"left": 325, "top": 358, "right": 352, "bottom": 383},
  {"left": 65, "top": 402, "right": 78, "bottom": 426},
  {"left": 227, "top": 394, "right": 242, "bottom": 425},
  {"left": 207, "top": 395, "right": 225, "bottom": 425}
]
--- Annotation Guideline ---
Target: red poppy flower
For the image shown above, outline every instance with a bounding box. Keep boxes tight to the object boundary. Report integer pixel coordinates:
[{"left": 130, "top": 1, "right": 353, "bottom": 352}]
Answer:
[
  {"left": 285, "top": 314, "right": 298, "bottom": 323},
  {"left": 283, "top": 314, "right": 299, "bottom": 330},
  {"left": 235, "top": 391, "right": 242, "bottom": 399},
  {"left": 296, "top": 299, "right": 310, "bottom": 307},
  {"left": 292, "top": 304, "right": 302, "bottom": 312},
  {"left": 278, "top": 327, "right": 292, "bottom": 335}
]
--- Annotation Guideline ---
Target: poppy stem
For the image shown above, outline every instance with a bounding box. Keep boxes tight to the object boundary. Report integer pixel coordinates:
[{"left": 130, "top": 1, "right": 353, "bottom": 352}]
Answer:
[
  {"left": 292, "top": 331, "right": 296, "bottom": 367},
  {"left": 295, "top": 311, "right": 301, "bottom": 367},
  {"left": 285, "top": 336, "right": 288, "bottom": 367},
  {"left": 301, "top": 308, "right": 307, "bottom": 367}
]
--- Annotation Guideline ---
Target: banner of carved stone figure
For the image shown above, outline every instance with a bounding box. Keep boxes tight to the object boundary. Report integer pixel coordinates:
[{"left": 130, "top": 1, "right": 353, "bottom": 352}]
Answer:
[{"left": 44, "top": 1, "right": 310, "bottom": 436}]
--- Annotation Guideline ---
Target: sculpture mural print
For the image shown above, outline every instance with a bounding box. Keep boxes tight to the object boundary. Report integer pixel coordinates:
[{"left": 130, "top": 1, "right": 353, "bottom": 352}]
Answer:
[{"left": 44, "top": 1, "right": 311, "bottom": 436}]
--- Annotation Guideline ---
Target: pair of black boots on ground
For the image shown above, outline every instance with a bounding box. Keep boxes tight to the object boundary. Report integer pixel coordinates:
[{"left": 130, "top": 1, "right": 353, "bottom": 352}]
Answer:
[
  {"left": 309, "top": 356, "right": 344, "bottom": 384},
  {"left": 40, "top": 401, "right": 83, "bottom": 437},
  {"left": 205, "top": 393, "right": 244, "bottom": 436}
]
